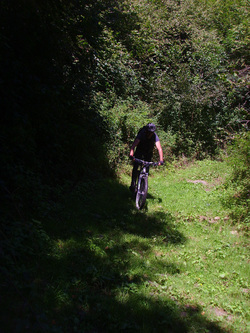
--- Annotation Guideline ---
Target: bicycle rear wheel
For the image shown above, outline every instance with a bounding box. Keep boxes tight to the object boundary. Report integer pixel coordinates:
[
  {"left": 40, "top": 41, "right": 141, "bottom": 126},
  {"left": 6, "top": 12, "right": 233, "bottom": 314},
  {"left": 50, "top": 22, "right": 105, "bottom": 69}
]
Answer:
[{"left": 136, "top": 175, "right": 148, "bottom": 209}]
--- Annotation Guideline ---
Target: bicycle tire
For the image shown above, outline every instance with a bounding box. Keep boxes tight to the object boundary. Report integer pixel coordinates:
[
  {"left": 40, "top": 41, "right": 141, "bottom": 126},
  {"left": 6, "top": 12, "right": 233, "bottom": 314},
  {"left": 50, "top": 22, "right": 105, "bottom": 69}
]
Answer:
[{"left": 136, "top": 175, "right": 148, "bottom": 209}]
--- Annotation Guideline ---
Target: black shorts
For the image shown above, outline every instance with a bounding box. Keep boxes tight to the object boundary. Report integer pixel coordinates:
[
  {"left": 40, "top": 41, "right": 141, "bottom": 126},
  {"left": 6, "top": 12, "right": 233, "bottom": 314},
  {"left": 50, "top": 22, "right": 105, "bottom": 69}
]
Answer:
[{"left": 134, "top": 151, "right": 152, "bottom": 162}]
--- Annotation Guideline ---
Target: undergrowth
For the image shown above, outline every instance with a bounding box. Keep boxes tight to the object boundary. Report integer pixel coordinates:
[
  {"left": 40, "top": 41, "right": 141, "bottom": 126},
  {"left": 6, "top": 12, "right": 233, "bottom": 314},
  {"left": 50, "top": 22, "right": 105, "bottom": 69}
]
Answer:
[{"left": 1, "top": 158, "right": 249, "bottom": 332}]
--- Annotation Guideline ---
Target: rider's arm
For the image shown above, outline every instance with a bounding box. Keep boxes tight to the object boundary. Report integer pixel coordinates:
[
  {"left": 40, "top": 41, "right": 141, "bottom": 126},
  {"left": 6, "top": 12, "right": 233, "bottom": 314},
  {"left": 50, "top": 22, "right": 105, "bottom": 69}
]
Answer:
[
  {"left": 129, "top": 138, "right": 140, "bottom": 158},
  {"left": 156, "top": 141, "right": 163, "bottom": 164}
]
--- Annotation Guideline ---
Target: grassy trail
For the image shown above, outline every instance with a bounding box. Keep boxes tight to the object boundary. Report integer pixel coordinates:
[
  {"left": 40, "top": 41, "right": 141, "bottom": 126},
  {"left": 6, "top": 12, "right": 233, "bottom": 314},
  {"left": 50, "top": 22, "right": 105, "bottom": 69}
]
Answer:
[
  {"left": 5, "top": 160, "right": 249, "bottom": 332},
  {"left": 117, "top": 160, "right": 249, "bottom": 333}
]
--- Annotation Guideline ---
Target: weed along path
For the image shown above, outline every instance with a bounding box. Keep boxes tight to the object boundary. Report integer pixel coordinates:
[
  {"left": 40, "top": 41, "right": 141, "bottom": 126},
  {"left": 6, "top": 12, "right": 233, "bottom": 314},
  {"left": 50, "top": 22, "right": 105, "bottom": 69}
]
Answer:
[
  {"left": 19, "top": 160, "right": 248, "bottom": 332},
  {"left": 117, "top": 159, "right": 249, "bottom": 333}
]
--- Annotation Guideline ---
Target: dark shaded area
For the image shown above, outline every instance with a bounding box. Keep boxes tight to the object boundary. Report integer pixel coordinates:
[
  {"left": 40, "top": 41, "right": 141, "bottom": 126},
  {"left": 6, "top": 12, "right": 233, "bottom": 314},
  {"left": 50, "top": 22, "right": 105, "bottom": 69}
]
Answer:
[
  {"left": 1, "top": 179, "right": 229, "bottom": 332},
  {"left": 0, "top": 1, "right": 137, "bottom": 330},
  {"left": 1, "top": 0, "right": 122, "bottom": 204}
]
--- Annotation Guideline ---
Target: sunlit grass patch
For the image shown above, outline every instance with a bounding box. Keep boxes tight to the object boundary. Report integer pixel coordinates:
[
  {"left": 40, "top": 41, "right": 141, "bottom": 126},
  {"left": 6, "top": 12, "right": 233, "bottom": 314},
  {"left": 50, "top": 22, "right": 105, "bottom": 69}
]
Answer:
[
  {"left": 148, "top": 160, "right": 231, "bottom": 219},
  {"left": 119, "top": 159, "right": 249, "bottom": 332}
]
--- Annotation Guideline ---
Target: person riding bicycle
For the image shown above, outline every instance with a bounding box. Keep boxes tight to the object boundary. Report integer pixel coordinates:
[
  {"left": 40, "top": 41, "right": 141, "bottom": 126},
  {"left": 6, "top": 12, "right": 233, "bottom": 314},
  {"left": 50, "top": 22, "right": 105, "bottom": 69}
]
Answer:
[{"left": 129, "top": 123, "right": 163, "bottom": 193}]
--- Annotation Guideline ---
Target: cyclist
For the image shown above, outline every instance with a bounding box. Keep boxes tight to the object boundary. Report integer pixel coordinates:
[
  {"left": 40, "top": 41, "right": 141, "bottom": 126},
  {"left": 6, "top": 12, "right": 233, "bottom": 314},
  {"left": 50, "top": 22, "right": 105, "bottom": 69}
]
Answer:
[{"left": 129, "top": 123, "right": 163, "bottom": 193}]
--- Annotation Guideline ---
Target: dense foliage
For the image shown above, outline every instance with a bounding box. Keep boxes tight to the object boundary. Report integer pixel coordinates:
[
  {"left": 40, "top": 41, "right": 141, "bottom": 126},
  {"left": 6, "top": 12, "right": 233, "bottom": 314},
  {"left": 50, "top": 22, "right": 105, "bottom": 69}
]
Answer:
[
  {"left": 0, "top": 0, "right": 249, "bottom": 330},
  {"left": 223, "top": 132, "right": 250, "bottom": 225},
  {"left": 94, "top": 0, "right": 249, "bottom": 160}
]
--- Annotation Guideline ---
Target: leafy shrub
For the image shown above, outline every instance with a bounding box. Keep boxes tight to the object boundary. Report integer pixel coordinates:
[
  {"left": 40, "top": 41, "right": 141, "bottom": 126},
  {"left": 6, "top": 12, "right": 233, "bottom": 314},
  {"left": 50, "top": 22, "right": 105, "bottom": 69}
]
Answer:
[
  {"left": 224, "top": 132, "right": 250, "bottom": 227},
  {"left": 96, "top": 96, "right": 158, "bottom": 168}
]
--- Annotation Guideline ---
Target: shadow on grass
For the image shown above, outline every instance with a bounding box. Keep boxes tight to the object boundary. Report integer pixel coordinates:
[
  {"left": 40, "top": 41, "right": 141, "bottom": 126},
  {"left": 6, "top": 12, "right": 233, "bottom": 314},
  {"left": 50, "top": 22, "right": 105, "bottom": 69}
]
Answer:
[{"left": 1, "top": 178, "right": 229, "bottom": 332}]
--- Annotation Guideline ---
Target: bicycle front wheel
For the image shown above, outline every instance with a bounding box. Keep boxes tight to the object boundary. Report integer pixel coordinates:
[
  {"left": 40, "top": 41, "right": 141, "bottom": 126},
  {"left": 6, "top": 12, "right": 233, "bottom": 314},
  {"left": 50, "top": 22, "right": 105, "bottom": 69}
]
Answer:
[{"left": 136, "top": 175, "right": 148, "bottom": 210}]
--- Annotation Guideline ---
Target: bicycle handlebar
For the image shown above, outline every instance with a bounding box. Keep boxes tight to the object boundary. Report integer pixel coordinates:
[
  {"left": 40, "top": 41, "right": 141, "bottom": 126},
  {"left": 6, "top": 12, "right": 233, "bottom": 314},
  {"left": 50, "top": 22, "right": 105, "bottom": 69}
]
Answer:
[{"left": 133, "top": 157, "right": 158, "bottom": 167}]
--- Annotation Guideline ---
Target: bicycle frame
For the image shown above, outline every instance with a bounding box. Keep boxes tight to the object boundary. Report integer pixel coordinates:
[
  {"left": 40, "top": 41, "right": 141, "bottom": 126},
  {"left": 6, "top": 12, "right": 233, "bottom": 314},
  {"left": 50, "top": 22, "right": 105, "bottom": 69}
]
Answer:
[{"left": 133, "top": 158, "right": 157, "bottom": 209}]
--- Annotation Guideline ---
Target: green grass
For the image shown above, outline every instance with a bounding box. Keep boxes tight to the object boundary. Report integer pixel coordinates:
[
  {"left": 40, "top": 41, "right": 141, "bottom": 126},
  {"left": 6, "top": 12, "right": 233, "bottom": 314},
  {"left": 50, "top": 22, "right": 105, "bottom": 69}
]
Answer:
[{"left": 2, "top": 160, "right": 249, "bottom": 332}]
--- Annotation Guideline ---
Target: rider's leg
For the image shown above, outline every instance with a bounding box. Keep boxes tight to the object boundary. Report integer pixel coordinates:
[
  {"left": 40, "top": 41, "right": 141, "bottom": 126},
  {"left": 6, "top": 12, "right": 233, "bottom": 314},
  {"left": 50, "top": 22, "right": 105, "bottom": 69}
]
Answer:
[
  {"left": 144, "top": 153, "right": 153, "bottom": 174},
  {"left": 130, "top": 162, "right": 139, "bottom": 192},
  {"left": 130, "top": 151, "right": 143, "bottom": 192}
]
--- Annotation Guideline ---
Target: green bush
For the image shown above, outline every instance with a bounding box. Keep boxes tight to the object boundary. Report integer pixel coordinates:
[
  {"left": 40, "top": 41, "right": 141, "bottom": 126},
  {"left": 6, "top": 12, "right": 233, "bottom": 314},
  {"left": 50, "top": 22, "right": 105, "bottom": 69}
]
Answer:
[
  {"left": 224, "top": 132, "right": 250, "bottom": 227},
  {"left": 96, "top": 96, "right": 158, "bottom": 168}
]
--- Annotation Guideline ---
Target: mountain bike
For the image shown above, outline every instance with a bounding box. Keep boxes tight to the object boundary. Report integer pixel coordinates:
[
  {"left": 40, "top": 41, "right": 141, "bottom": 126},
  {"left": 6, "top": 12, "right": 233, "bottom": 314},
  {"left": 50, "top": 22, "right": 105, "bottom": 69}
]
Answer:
[{"left": 133, "top": 158, "right": 158, "bottom": 210}]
